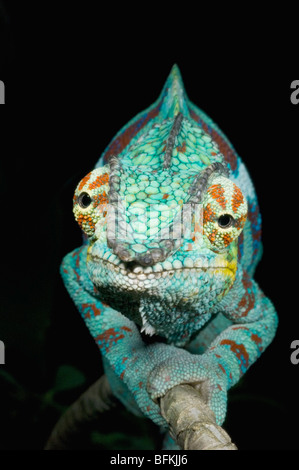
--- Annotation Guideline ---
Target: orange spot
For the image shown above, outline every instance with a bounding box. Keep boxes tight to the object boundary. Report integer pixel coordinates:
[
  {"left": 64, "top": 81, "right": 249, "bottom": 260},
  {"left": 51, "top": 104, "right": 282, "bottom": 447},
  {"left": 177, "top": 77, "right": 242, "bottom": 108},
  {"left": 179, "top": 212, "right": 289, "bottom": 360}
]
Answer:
[
  {"left": 220, "top": 339, "right": 249, "bottom": 373},
  {"left": 208, "top": 184, "right": 227, "bottom": 209},
  {"left": 237, "top": 272, "right": 255, "bottom": 317},
  {"left": 78, "top": 172, "right": 92, "bottom": 190},
  {"left": 208, "top": 228, "right": 218, "bottom": 243},
  {"left": 82, "top": 303, "right": 102, "bottom": 317},
  {"left": 251, "top": 334, "right": 263, "bottom": 352},
  {"left": 93, "top": 191, "right": 109, "bottom": 207},
  {"left": 222, "top": 233, "right": 233, "bottom": 247},
  {"left": 203, "top": 203, "right": 216, "bottom": 224},
  {"left": 231, "top": 184, "right": 244, "bottom": 213},
  {"left": 234, "top": 213, "right": 247, "bottom": 230},
  {"left": 177, "top": 141, "right": 186, "bottom": 153},
  {"left": 88, "top": 173, "right": 109, "bottom": 190},
  {"left": 121, "top": 326, "right": 132, "bottom": 332}
]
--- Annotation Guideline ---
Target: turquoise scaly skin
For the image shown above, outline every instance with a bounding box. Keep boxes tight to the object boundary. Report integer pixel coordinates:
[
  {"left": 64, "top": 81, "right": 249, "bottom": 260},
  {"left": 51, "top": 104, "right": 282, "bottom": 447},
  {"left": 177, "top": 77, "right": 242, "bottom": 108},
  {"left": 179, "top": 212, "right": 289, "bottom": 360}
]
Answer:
[{"left": 61, "top": 66, "right": 278, "bottom": 440}]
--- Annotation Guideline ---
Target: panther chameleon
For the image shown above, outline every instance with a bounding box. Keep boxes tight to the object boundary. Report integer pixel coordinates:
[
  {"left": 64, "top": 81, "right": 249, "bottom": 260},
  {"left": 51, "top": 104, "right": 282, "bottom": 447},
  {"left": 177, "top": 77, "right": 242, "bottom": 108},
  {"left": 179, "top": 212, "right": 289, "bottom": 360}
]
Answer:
[{"left": 61, "top": 65, "right": 278, "bottom": 448}]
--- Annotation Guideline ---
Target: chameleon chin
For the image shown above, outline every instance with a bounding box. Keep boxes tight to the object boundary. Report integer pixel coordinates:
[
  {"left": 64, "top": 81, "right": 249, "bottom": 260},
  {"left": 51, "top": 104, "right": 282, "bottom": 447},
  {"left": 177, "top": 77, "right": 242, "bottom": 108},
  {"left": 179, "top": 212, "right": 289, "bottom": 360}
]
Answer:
[{"left": 61, "top": 65, "right": 278, "bottom": 446}]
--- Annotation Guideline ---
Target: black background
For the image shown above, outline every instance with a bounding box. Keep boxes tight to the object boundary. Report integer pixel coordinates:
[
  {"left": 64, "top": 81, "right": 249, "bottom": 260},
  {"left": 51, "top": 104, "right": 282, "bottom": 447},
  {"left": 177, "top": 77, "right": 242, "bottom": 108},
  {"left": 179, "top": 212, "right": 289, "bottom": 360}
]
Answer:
[{"left": 0, "top": 1, "right": 298, "bottom": 451}]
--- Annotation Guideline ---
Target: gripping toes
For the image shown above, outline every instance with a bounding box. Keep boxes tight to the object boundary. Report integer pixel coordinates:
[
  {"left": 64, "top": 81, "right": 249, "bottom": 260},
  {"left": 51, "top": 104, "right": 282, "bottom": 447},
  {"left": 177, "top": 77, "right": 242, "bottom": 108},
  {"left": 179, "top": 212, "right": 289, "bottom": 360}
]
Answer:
[{"left": 147, "top": 353, "right": 228, "bottom": 425}]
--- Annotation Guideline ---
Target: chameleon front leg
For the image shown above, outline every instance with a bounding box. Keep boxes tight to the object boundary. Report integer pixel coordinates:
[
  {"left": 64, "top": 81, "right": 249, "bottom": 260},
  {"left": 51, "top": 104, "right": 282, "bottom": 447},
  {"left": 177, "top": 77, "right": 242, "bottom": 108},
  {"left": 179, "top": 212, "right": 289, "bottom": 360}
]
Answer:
[
  {"left": 147, "top": 266, "right": 278, "bottom": 426},
  {"left": 61, "top": 246, "right": 182, "bottom": 427}
]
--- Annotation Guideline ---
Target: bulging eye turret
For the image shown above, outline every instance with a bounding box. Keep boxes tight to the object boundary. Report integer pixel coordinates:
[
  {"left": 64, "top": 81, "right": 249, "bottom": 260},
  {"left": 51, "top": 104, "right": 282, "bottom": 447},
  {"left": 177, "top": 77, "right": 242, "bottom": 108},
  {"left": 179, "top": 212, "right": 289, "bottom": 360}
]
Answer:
[
  {"left": 73, "top": 167, "right": 110, "bottom": 236},
  {"left": 203, "top": 176, "right": 247, "bottom": 252}
]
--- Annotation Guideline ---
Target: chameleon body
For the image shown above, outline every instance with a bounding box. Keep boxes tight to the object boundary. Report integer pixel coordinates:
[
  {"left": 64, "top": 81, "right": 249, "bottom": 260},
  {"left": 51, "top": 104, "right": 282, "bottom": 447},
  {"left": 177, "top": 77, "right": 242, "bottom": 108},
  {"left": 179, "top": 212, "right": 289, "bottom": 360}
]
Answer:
[{"left": 61, "top": 65, "right": 278, "bottom": 443}]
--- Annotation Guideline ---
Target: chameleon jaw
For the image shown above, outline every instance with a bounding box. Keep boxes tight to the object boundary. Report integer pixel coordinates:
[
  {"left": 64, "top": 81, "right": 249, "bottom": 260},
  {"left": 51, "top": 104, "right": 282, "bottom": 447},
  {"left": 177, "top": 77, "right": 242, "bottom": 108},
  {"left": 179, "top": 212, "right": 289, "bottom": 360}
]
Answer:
[
  {"left": 87, "top": 252, "right": 236, "bottom": 339},
  {"left": 88, "top": 254, "right": 236, "bottom": 294}
]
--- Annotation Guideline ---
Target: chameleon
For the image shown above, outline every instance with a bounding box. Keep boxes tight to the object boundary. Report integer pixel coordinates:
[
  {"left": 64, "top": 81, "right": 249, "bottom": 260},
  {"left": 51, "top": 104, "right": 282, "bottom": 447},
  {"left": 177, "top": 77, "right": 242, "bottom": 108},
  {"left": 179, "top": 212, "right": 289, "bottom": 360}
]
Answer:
[{"left": 61, "top": 65, "right": 278, "bottom": 448}]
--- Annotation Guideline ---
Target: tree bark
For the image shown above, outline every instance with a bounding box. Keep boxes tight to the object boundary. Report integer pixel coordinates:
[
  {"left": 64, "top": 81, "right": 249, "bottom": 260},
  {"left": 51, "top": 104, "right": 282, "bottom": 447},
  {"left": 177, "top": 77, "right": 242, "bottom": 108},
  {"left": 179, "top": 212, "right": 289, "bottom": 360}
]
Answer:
[
  {"left": 45, "top": 375, "right": 237, "bottom": 450},
  {"left": 44, "top": 375, "right": 115, "bottom": 450},
  {"left": 160, "top": 383, "right": 237, "bottom": 450}
]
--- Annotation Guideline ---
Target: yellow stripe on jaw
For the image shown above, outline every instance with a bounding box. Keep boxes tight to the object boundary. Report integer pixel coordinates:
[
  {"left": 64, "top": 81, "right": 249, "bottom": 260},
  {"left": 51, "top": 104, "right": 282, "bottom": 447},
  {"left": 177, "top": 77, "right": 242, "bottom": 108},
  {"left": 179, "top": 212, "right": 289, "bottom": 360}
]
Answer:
[
  {"left": 210, "top": 241, "right": 238, "bottom": 271},
  {"left": 211, "top": 267, "right": 237, "bottom": 302},
  {"left": 87, "top": 245, "right": 93, "bottom": 263}
]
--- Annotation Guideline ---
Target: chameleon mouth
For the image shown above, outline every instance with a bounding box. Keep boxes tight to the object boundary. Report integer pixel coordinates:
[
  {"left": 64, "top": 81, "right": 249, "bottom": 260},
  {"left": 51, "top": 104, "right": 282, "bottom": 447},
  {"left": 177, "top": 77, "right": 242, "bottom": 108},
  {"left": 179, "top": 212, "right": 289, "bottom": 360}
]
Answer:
[{"left": 91, "top": 251, "right": 234, "bottom": 281}]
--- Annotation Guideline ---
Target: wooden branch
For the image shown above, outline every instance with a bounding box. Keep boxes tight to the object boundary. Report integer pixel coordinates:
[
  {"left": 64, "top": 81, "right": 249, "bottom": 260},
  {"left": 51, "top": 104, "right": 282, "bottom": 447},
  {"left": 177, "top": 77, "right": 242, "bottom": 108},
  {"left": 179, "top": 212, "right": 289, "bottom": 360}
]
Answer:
[
  {"left": 45, "top": 376, "right": 237, "bottom": 450},
  {"left": 160, "top": 384, "right": 237, "bottom": 450},
  {"left": 44, "top": 375, "right": 115, "bottom": 450}
]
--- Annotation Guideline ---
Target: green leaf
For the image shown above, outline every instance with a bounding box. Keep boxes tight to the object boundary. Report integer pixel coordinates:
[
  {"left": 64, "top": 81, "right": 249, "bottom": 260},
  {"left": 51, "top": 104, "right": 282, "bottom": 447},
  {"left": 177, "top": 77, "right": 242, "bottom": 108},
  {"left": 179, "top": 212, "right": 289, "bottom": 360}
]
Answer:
[{"left": 53, "top": 364, "right": 86, "bottom": 392}]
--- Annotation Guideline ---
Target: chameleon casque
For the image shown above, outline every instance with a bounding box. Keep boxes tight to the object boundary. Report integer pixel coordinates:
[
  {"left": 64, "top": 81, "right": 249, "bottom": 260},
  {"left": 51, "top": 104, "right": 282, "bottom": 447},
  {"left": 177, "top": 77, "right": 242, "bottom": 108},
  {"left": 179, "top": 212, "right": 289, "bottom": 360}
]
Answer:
[{"left": 61, "top": 65, "right": 278, "bottom": 448}]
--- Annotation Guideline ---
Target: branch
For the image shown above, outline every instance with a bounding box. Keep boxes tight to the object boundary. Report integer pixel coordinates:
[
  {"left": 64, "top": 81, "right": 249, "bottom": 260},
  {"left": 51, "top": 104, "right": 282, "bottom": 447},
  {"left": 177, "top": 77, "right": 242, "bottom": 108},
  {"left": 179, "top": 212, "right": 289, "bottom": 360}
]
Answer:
[
  {"left": 160, "top": 384, "right": 237, "bottom": 450},
  {"left": 44, "top": 375, "right": 115, "bottom": 450},
  {"left": 45, "top": 376, "right": 237, "bottom": 450}
]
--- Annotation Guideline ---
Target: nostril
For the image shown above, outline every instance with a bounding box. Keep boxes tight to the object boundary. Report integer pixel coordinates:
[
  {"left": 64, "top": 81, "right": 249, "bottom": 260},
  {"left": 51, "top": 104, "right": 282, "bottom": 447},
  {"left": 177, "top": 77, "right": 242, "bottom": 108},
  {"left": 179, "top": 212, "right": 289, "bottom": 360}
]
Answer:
[
  {"left": 112, "top": 243, "right": 134, "bottom": 263},
  {"left": 142, "top": 254, "right": 155, "bottom": 266},
  {"left": 124, "top": 261, "right": 139, "bottom": 272},
  {"left": 149, "top": 249, "right": 164, "bottom": 263},
  {"left": 109, "top": 241, "right": 171, "bottom": 268},
  {"left": 119, "top": 250, "right": 133, "bottom": 262},
  {"left": 138, "top": 249, "right": 164, "bottom": 267}
]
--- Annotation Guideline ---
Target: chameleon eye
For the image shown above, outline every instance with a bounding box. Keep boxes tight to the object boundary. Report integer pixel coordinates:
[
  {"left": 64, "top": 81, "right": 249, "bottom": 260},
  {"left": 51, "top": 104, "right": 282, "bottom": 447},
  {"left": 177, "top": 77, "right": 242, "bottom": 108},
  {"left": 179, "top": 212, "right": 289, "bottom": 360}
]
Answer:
[
  {"left": 218, "top": 214, "right": 234, "bottom": 229},
  {"left": 78, "top": 192, "right": 92, "bottom": 209}
]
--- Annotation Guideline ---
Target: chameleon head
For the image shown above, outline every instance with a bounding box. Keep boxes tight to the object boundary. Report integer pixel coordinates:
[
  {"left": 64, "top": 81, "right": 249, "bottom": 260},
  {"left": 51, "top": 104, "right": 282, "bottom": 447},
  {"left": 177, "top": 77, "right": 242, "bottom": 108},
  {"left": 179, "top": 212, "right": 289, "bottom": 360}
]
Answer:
[
  {"left": 72, "top": 66, "right": 248, "bottom": 342},
  {"left": 72, "top": 161, "right": 247, "bottom": 340}
]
